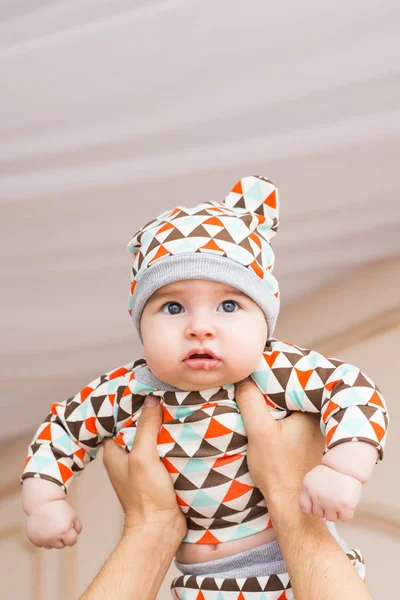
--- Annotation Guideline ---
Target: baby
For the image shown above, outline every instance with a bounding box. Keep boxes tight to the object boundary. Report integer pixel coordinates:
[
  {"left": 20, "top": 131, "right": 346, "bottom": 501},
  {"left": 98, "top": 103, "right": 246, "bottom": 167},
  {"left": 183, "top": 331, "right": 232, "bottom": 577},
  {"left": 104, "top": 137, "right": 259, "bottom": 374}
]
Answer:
[{"left": 22, "top": 176, "right": 389, "bottom": 599}]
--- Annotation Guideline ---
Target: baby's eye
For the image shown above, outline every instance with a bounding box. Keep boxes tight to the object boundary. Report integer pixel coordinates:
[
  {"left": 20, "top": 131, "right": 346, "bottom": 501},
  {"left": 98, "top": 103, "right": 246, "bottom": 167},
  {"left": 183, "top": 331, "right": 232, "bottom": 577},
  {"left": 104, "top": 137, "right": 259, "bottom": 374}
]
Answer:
[
  {"left": 161, "top": 302, "right": 184, "bottom": 315},
  {"left": 218, "top": 300, "right": 239, "bottom": 313}
]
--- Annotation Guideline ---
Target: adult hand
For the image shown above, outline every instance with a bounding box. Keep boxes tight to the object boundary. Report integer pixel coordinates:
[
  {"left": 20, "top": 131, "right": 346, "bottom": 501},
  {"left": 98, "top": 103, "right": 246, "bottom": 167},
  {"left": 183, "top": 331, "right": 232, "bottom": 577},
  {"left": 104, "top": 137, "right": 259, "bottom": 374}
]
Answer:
[
  {"left": 235, "top": 379, "right": 325, "bottom": 505},
  {"left": 103, "top": 396, "right": 186, "bottom": 542}
]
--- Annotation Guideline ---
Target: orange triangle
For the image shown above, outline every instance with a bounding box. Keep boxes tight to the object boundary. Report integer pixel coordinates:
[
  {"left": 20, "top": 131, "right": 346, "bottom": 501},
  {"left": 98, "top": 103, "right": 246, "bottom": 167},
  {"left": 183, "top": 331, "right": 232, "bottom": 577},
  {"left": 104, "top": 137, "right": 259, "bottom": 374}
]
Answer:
[
  {"left": 80, "top": 386, "right": 93, "bottom": 402},
  {"left": 200, "top": 239, "right": 224, "bottom": 253},
  {"left": 326, "top": 424, "right": 338, "bottom": 447},
  {"left": 109, "top": 367, "right": 128, "bottom": 380},
  {"left": 324, "top": 400, "right": 339, "bottom": 421},
  {"left": 249, "top": 231, "right": 262, "bottom": 249},
  {"left": 223, "top": 480, "right": 253, "bottom": 502},
  {"left": 256, "top": 214, "right": 266, "bottom": 225},
  {"left": 38, "top": 423, "right": 52, "bottom": 441},
  {"left": 213, "top": 453, "right": 242, "bottom": 468},
  {"left": 130, "top": 279, "right": 137, "bottom": 295},
  {"left": 85, "top": 416, "right": 97, "bottom": 435},
  {"left": 237, "top": 594, "right": 246, "bottom": 600},
  {"left": 176, "top": 494, "right": 189, "bottom": 507},
  {"left": 109, "top": 394, "right": 116, "bottom": 407},
  {"left": 263, "top": 350, "right": 280, "bottom": 368},
  {"left": 368, "top": 390, "right": 385, "bottom": 409},
  {"left": 278, "top": 593, "right": 288, "bottom": 600},
  {"left": 205, "top": 418, "right": 233, "bottom": 439},
  {"left": 158, "top": 426, "right": 175, "bottom": 445},
  {"left": 198, "top": 530, "right": 220, "bottom": 544},
  {"left": 161, "top": 457, "right": 179, "bottom": 474},
  {"left": 231, "top": 180, "right": 243, "bottom": 194},
  {"left": 58, "top": 462, "right": 73, "bottom": 484},
  {"left": 371, "top": 422, "right": 385, "bottom": 443},
  {"left": 114, "top": 433, "right": 124, "bottom": 447},
  {"left": 50, "top": 403, "right": 63, "bottom": 416},
  {"left": 274, "top": 291, "right": 279, "bottom": 298},
  {"left": 295, "top": 368, "right": 314, "bottom": 389},
  {"left": 122, "top": 386, "right": 131, "bottom": 397},
  {"left": 203, "top": 216, "right": 224, "bottom": 227},
  {"left": 168, "top": 207, "right": 181, "bottom": 218},
  {"left": 24, "top": 456, "right": 31, "bottom": 469},
  {"left": 325, "top": 379, "right": 340, "bottom": 392},
  {"left": 249, "top": 259, "right": 264, "bottom": 279},
  {"left": 156, "top": 221, "right": 174, "bottom": 234},
  {"left": 162, "top": 405, "right": 175, "bottom": 423},
  {"left": 196, "top": 591, "right": 206, "bottom": 600},
  {"left": 74, "top": 448, "right": 86, "bottom": 463},
  {"left": 264, "top": 189, "right": 277, "bottom": 208},
  {"left": 149, "top": 244, "right": 170, "bottom": 264}
]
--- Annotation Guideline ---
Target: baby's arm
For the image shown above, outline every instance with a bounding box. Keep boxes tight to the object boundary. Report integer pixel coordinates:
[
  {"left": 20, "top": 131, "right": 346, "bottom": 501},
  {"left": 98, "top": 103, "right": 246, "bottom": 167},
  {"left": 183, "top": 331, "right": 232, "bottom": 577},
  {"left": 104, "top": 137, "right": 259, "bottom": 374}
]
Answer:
[
  {"left": 258, "top": 340, "right": 389, "bottom": 522},
  {"left": 22, "top": 478, "right": 82, "bottom": 549},
  {"left": 300, "top": 442, "right": 378, "bottom": 521},
  {"left": 21, "top": 365, "right": 135, "bottom": 548}
]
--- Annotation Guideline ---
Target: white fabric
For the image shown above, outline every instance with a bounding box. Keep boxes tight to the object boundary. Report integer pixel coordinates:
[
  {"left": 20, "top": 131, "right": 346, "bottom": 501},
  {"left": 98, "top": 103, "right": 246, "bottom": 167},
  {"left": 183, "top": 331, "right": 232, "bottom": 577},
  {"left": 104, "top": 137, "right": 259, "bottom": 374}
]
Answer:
[{"left": 1, "top": 0, "right": 399, "bottom": 441}]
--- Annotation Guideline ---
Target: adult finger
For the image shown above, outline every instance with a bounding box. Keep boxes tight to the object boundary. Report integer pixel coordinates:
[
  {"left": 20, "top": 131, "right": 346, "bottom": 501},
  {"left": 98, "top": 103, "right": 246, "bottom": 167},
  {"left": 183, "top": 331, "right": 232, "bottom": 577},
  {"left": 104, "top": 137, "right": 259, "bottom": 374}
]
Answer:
[
  {"left": 103, "top": 438, "right": 128, "bottom": 474},
  {"left": 132, "top": 396, "right": 162, "bottom": 457},
  {"left": 235, "top": 379, "right": 274, "bottom": 433}
]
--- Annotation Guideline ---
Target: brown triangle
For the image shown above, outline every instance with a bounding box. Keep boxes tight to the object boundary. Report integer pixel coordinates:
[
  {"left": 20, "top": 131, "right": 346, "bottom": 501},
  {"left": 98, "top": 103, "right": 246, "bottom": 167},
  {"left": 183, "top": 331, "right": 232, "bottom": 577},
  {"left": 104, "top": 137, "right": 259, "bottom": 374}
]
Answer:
[
  {"left": 353, "top": 372, "right": 374, "bottom": 389},
  {"left": 269, "top": 367, "right": 292, "bottom": 390},
  {"left": 234, "top": 457, "right": 249, "bottom": 479},
  {"left": 97, "top": 416, "right": 115, "bottom": 434},
  {"left": 186, "top": 506, "right": 209, "bottom": 519},
  {"left": 185, "top": 518, "right": 206, "bottom": 531},
  {"left": 244, "top": 487, "right": 264, "bottom": 509},
  {"left": 201, "top": 469, "right": 232, "bottom": 489},
  {"left": 242, "top": 578, "right": 263, "bottom": 592},
  {"left": 265, "top": 391, "right": 287, "bottom": 409},
  {"left": 174, "top": 473, "right": 198, "bottom": 491},
  {"left": 163, "top": 226, "right": 186, "bottom": 243},
  {"left": 237, "top": 235, "right": 255, "bottom": 255},
  {"left": 193, "top": 439, "right": 220, "bottom": 458},
  {"left": 165, "top": 442, "right": 187, "bottom": 458},
  {"left": 145, "top": 235, "right": 160, "bottom": 255},
  {"left": 212, "top": 503, "right": 240, "bottom": 518},
  {"left": 213, "top": 228, "right": 236, "bottom": 244},
  {"left": 242, "top": 504, "right": 267, "bottom": 524},
  {"left": 163, "top": 392, "right": 180, "bottom": 406},
  {"left": 226, "top": 432, "right": 248, "bottom": 452},
  {"left": 200, "top": 578, "right": 219, "bottom": 591},
  {"left": 265, "top": 575, "right": 285, "bottom": 592},
  {"left": 189, "top": 224, "right": 211, "bottom": 238},
  {"left": 304, "top": 389, "right": 324, "bottom": 411},
  {"left": 64, "top": 400, "right": 80, "bottom": 420},
  {"left": 90, "top": 395, "right": 107, "bottom": 416},
  {"left": 221, "top": 579, "right": 241, "bottom": 591},
  {"left": 185, "top": 409, "right": 209, "bottom": 423}
]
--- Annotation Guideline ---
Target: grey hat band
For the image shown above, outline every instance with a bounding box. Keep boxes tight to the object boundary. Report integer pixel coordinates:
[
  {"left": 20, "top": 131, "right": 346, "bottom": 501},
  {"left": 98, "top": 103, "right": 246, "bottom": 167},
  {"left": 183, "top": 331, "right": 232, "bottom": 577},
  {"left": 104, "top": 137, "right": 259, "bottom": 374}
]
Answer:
[{"left": 131, "top": 252, "right": 279, "bottom": 341}]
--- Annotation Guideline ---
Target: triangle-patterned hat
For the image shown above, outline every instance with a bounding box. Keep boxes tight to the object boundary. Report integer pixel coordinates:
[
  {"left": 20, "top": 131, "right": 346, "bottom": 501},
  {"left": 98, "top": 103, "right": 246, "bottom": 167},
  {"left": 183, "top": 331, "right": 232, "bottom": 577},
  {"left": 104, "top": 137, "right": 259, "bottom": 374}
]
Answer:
[{"left": 127, "top": 175, "right": 280, "bottom": 340}]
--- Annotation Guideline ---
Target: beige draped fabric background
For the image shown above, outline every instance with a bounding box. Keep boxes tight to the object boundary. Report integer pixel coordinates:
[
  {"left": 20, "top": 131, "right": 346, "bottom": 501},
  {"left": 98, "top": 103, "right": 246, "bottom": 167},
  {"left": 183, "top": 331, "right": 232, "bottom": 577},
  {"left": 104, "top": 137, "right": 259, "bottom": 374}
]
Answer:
[{"left": 0, "top": 1, "right": 399, "bottom": 598}]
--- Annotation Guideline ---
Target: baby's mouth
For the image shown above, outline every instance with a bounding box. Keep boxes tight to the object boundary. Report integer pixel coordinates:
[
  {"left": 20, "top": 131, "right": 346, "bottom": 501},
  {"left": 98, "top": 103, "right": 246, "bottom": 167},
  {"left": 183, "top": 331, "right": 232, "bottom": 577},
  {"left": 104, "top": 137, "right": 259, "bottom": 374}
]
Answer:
[{"left": 183, "top": 353, "right": 222, "bottom": 371}]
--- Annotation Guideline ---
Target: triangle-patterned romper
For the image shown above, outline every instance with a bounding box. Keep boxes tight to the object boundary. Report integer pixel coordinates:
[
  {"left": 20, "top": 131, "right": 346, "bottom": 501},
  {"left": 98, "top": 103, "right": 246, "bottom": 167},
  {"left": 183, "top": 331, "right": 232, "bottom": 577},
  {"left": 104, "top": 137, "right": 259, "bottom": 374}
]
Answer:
[{"left": 22, "top": 339, "right": 388, "bottom": 599}]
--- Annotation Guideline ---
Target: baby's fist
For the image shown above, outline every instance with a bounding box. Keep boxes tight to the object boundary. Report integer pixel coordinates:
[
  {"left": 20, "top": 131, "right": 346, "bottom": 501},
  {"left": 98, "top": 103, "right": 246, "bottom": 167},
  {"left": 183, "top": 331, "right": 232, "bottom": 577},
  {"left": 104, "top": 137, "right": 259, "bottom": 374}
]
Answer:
[
  {"left": 25, "top": 499, "right": 82, "bottom": 549},
  {"left": 299, "top": 464, "right": 362, "bottom": 522}
]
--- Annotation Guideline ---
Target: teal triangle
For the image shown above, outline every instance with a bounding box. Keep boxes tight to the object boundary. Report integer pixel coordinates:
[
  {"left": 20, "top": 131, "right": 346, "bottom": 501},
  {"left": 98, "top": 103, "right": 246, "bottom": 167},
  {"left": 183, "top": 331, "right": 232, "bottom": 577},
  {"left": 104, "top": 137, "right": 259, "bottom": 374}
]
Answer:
[
  {"left": 33, "top": 455, "right": 58, "bottom": 470},
  {"left": 182, "top": 458, "right": 209, "bottom": 473},
  {"left": 178, "top": 424, "right": 202, "bottom": 443},
  {"left": 216, "top": 593, "right": 225, "bottom": 600},
  {"left": 288, "top": 389, "right": 305, "bottom": 410},
  {"left": 78, "top": 402, "right": 89, "bottom": 419},
  {"left": 340, "top": 418, "right": 370, "bottom": 436},
  {"left": 339, "top": 391, "right": 368, "bottom": 408},
  {"left": 246, "top": 180, "right": 263, "bottom": 202},
  {"left": 234, "top": 524, "right": 258, "bottom": 539},
  {"left": 132, "top": 380, "right": 156, "bottom": 394},
  {"left": 252, "top": 368, "right": 271, "bottom": 392},
  {"left": 192, "top": 490, "right": 216, "bottom": 507},
  {"left": 176, "top": 406, "right": 194, "bottom": 419}
]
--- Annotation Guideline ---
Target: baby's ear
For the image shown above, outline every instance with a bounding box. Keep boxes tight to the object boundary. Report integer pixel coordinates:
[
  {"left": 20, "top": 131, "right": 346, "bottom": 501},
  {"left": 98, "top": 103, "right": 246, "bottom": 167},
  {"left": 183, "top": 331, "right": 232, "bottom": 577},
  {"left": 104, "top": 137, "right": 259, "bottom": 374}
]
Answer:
[{"left": 224, "top": 175, "right": 279, "bottom": 243}]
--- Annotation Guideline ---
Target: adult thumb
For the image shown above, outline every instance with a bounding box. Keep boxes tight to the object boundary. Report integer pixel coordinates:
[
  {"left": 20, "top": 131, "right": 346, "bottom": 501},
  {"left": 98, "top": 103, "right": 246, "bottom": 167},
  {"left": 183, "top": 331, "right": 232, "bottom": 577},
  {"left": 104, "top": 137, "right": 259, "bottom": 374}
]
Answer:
[
  {"left": 132, "top": 395, "right": 162, "bottom": 455},
  {"left": 235, "top": 379, "right": 275, "bottom": 435}
]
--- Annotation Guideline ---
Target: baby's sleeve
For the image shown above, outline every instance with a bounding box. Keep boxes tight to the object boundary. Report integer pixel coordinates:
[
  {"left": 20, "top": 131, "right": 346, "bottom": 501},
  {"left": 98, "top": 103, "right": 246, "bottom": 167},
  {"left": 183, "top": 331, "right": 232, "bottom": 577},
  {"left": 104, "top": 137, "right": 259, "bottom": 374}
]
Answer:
[
  {"left": 21, "top": 365, "right": 132, "bottom": 492},
  {"left": 258, "top": 340, "right": 389, "bottom": 461}
]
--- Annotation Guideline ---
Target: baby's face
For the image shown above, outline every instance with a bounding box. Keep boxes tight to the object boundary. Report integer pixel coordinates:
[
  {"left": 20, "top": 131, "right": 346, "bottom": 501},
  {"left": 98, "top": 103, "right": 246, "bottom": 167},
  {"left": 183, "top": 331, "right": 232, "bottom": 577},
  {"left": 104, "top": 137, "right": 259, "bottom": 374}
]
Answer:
[{"left": 140, "top": 279, "right": 268, "bottom": 391}]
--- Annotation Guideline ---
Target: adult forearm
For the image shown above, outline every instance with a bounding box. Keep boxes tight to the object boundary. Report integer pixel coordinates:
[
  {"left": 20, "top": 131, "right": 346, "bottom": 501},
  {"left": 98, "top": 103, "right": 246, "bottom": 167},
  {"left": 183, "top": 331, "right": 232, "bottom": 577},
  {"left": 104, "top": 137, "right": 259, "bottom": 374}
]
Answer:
[
  {"left": 80, "top": 525, "right": 180, "bottom": 600},
  {"left": 268, "top": 494, "right": 373, "bottom": 600}
]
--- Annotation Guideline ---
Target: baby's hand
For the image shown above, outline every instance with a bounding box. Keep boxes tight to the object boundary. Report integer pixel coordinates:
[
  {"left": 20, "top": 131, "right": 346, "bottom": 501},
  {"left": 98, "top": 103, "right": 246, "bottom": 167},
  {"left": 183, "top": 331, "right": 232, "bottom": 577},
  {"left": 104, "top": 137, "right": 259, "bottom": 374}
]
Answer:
[
  {"left": 299, "top": 464, "right": 362, "bottom": 522},
  {"left": 25, "top": 499, "right": 82, "bottom": 549}
]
